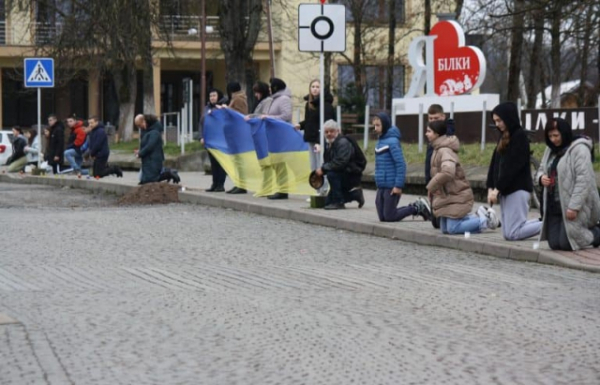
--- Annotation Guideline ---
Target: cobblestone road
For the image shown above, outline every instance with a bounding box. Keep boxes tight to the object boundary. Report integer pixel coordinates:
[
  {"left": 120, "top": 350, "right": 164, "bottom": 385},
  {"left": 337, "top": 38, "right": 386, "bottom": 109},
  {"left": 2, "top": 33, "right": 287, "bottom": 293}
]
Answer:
[{"left": 1, "top": 183, "right": 599, "bottom": 385}]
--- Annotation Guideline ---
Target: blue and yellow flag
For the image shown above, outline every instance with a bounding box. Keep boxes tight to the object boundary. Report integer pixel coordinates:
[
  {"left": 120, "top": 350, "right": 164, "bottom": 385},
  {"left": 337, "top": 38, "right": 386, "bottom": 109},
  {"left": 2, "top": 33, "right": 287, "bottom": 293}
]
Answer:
[
  {"left": 204, "top": 109, "right": 263, "bottom": 191},
  {"left": 248, "top": 117, "right": 314, "bottom": 196},
  {"left": 204, "top": 109, "right": 314, "bottom": 196}
]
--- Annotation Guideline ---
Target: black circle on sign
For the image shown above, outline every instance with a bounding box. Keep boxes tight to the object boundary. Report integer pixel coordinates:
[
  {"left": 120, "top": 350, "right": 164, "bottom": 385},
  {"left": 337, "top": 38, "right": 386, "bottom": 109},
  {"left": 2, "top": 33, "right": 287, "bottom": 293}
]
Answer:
[{"left": 310, "top": 16, "right": 334, "bottom": 40}]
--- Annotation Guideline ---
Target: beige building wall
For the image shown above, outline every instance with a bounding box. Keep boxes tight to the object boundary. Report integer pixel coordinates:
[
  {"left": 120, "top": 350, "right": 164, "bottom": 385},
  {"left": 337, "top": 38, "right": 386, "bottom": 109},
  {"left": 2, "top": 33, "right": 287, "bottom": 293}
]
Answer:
[{"left": 271, "top": 0, "right": 432, "bottom": 123}]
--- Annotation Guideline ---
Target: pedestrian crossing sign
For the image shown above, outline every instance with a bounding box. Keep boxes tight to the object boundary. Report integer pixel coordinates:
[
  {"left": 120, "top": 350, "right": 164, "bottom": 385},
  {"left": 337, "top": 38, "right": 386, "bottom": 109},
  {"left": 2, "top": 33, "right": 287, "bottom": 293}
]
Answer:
[{"left": 24, "top": 58, "right": 54, "bottom": 88}]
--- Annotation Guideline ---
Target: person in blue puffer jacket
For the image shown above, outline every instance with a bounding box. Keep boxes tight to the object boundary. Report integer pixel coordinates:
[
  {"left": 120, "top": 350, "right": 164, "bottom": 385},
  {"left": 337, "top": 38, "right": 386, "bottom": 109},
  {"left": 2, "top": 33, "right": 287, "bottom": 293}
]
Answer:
[{"left": 374, "top": 112, "right": 432, "bottom": 222}]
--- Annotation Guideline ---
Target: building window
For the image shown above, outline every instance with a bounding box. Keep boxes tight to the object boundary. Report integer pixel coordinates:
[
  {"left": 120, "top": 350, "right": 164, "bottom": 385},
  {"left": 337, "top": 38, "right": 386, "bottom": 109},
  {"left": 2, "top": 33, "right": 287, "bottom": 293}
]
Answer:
[
  {"left": 341, "top": 0, "right": 405, "bottom": 24},
  {"left": 337, "top": 64, "right": 405, "bottom": 111}
]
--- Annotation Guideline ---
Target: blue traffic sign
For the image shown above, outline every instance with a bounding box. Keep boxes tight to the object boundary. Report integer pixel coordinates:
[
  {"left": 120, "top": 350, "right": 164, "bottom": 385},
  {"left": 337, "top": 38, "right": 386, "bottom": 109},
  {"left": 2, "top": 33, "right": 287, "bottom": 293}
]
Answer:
[{"left": 24, "top": 58, "right": 54, "bottom": 88}]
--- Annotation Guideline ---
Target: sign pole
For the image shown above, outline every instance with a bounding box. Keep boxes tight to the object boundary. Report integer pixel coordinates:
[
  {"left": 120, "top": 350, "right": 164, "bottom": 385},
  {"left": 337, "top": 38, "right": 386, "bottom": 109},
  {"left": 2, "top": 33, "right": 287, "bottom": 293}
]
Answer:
[
  {"left": 319, "top": 51, "right": 325, "bottom": 163},
  {"left": 37, "top": 87, "right": 41, "bottom": 168}
]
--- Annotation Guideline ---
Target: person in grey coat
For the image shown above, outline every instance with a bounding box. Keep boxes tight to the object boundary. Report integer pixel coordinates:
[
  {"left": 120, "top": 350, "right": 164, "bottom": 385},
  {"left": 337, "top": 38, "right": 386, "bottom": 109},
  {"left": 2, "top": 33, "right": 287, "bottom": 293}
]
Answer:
[{"left": 535, "top": 118, "right": 600, "bottom": 250}]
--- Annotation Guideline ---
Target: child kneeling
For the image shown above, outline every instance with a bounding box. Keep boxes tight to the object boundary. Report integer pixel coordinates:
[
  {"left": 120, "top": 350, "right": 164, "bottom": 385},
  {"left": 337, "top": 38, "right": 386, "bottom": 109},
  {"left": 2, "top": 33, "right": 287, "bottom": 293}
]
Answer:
[{"left": 425, "top": 120, "right": 499, "bottom": 234}]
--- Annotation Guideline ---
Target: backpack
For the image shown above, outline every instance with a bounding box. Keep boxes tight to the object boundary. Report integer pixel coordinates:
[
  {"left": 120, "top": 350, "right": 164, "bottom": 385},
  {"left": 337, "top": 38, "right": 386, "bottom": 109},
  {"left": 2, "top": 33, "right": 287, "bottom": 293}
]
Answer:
[{"left": 343, "top": 135, "right": 367, "bottom": 172}]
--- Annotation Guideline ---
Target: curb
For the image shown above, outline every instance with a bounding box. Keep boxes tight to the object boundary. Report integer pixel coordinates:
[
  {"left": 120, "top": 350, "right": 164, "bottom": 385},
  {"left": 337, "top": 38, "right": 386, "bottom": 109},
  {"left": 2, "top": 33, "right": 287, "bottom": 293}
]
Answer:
[{"left": 2, "top": 174, "right": 598, "bottom": 274}]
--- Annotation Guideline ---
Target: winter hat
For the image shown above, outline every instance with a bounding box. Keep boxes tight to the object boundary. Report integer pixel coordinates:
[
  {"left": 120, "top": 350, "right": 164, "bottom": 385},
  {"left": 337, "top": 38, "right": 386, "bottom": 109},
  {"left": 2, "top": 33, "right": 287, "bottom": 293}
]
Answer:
[
  {"left": 270, "top": 78, "right": 287, "bottom": 94},
  {"left": 428, "top": 120, "right": 447, "bottom": 136},
  {"left": 544, "top": 117, "right": 573, "bottom": 153}
]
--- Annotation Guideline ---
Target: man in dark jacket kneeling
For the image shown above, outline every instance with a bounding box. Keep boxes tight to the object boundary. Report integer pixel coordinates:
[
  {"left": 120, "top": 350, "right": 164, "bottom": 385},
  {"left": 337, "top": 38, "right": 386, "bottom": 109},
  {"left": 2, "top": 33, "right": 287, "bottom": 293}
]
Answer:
[
  {"left": 134, "top": 114, "right": 166, "bottom": 184},
  {"left": 315, "top": 119, "right": 365, "bottom": 210}
]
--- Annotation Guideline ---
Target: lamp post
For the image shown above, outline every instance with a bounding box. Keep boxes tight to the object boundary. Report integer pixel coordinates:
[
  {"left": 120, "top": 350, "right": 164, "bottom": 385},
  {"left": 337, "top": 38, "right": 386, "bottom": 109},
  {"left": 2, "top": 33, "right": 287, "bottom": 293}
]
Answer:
[{"left": 200, "top": 0, "right": 207, "bottom": 116}]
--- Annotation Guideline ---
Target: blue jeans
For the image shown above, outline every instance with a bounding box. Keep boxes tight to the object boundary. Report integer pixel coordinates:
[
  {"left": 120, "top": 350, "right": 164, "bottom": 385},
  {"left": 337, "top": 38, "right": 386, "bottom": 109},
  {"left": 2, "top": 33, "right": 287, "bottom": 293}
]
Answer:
[
  {"left": 440, "top": 215, "right": 484, "bottom": 235},
  {"left": 64, "top": 148, "right": 83, "bottom": 171}
]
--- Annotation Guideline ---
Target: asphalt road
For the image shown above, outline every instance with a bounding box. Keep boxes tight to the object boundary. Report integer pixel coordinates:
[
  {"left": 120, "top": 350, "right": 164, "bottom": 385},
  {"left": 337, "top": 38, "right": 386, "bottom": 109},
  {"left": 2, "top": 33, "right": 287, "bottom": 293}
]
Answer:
[{"left": 0, "top": 183, "right": 599, "bottom": 385}]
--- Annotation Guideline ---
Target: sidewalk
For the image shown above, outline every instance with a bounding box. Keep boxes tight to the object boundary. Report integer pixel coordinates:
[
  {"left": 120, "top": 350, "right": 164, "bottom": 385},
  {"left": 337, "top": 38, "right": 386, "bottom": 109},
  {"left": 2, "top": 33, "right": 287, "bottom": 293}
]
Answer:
[{"left": 2, "top": 170, "right": 600, "bottom": 273}]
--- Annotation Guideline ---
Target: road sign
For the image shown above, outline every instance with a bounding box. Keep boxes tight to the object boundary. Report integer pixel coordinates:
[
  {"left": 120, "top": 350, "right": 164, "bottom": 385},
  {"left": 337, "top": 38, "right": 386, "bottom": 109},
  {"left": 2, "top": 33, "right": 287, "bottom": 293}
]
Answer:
[
  {"left": 298, "top": 4, "right": 346, "bottom": 52},
  {"left": 24, "top": 58, "right": 54, "bottom": 88}
]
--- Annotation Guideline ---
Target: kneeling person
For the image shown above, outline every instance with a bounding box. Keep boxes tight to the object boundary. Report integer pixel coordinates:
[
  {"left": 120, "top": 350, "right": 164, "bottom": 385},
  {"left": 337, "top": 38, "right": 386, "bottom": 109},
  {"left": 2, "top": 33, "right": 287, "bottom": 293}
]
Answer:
[
  {"left": 135, "top": 114, "right": 165, "bottom": 184},
  {"left": 426, "top": 120, "right": 499, "bottom": 234},
  {"left": 374, "top": 112, "right": 431, "bottom": 222},
  {"left": 315, "top": 120, "right": 365, "bottom": 210}
]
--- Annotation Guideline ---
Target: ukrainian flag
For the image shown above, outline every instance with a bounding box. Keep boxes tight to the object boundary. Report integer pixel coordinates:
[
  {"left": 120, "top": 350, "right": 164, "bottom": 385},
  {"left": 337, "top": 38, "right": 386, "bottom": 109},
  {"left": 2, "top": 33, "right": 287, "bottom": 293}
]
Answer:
[
  {"left": 204, "top": 109, "right": 314, "bottom": 196},
  {"left": 204, "top": 108, "right": 263, "bottom": 191},
  {"left": 248, "top": 117, "right": 314, "bottom": 196}
]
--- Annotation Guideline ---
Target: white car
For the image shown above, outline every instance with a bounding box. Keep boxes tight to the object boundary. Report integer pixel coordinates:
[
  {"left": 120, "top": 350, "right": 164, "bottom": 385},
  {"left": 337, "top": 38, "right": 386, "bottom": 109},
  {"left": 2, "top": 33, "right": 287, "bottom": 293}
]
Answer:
[{"left": 0, "top": 130, "right": 14, "bottom": 166}]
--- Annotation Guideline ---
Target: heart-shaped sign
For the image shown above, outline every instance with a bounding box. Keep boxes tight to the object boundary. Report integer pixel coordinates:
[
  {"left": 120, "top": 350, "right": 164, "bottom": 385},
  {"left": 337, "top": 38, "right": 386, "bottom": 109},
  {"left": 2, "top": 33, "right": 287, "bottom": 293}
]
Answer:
[{"left": 430, "top": 21, "right": 486, "bottom": 96}]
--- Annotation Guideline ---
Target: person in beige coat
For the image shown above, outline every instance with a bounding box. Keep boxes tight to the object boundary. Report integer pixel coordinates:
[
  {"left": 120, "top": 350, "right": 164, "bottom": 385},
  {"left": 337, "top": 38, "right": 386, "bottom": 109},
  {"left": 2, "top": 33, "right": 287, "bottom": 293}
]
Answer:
[
  {"left": 426, "top": 120, "right": 499, "bottom": 234},
  {"left": 535, "top": 118, "right": 600, "bottom": 250}
]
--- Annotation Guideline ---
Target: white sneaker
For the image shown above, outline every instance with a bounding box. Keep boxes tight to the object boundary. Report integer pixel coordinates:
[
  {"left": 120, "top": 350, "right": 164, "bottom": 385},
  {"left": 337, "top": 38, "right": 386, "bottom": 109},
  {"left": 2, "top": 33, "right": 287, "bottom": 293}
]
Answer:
[
  {"left": 486, "top": 207, "right": 500, "bottom": 230},
  {"left": 477, "top": 205, "right": 488, "bottom": 219}
]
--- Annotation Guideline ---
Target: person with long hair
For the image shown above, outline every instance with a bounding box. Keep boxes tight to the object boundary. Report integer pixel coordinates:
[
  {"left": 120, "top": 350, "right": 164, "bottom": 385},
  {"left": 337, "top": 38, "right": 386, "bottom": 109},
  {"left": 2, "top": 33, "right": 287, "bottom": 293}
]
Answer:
[
  {"left": 535, "top": 118, "right": 600, "bottom": 250},
  {"left": 201, "top": 88, "right": 228, "bottom": 192},
  {"left": 24, "top": 128, "right": 41, "bottom": 167},
  {"left": 486, "top": 102, "right": 542, "bottom": 240},
  {"left": 296, "top": 79, "right": 335, "bottom": 195}
]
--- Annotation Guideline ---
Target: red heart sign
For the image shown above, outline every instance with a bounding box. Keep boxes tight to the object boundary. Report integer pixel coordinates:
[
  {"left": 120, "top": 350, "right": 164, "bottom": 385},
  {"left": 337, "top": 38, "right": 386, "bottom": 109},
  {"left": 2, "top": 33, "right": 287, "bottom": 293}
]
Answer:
[{"left": 430, "top": 21, "right": 485, "bottom": 96}]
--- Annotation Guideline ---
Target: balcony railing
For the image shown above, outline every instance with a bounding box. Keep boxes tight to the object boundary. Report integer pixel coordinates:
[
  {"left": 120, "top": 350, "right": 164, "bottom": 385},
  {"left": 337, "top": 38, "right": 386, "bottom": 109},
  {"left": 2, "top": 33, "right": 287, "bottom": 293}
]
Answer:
[
  {"left": 0, "top": 16, "right": 279, "bottom": 47},
  {"left": 158, "top": 15, "right": 279, "bottom": 43}
]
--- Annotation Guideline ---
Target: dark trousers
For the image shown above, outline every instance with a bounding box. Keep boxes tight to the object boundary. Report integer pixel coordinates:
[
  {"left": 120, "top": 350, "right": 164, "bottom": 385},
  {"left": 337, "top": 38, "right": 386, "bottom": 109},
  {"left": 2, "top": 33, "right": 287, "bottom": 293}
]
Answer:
[
  {"left": 208, "top": 152, "right": 226, "bottom": 188},
  {"left": 92, "top": 157, "right": 116, "bottom": 178},
  {"left": 326, "top": 171, "right": 361, "bottom": 205},
  {"left": 546, "top": 213, "right": 572, "bottom": 251},
  {"left": 375, "top": 189, "right": 416, "bottom": 222}
]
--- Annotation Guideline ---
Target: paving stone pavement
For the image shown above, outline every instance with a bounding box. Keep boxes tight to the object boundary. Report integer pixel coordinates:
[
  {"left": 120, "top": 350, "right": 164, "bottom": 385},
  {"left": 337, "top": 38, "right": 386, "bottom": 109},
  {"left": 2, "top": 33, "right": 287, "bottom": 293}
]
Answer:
[
  {"left": 2, "top": 169, "right": 599, "bottom": 273},
  {"left": 0, "top": 183, "right": 600, "bottom": 384}
]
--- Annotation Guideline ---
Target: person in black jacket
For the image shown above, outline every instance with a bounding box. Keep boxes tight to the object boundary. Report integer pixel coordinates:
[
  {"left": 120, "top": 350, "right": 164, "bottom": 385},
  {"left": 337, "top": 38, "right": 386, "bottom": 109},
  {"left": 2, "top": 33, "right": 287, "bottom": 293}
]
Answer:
[
  {"left": 486, "top": 101, "right": 542, "bottom": 240},
  {"left": 315, "top": 120, "right": 365, "bottom": 210},
  {"left": 200, "top": 89, "right": 228, "bottom": 192},
  {"left": 5, "top": 126, "right": 27, "bottom": 172},
  {"left": 296, "top": 79, "right": 335, "bottom": 195},
  {"left": 134, "top": 114, "right": 165, "bottom": 184},
  {"left": 87, "top": 116, "right": 122, "bottom": 178},
  {"left": 45, "top": 114, "right": 65, "bottom": 174}
]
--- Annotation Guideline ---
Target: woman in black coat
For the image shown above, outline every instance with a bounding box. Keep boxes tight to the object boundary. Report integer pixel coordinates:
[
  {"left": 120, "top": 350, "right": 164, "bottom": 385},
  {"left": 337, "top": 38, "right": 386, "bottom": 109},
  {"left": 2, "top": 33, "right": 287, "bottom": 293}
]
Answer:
[{"left": 45, "top": 114, "right": 65, "bottom": 174}]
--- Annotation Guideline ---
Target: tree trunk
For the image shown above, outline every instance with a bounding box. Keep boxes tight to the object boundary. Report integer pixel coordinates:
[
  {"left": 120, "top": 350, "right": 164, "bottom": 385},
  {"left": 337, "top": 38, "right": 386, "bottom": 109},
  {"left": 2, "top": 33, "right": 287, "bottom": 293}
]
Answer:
[
  {"left": 507, "top": 0, "right": 525, "bottom": 101},
  {"left": 142, "top": 41, "right": 156, "bottom": 115},
  {"left": 386, "top": 0, "right": 396, "bottom": 111},
  {"left": 454, "top": 0, "right": 464, "bottom": 21},
  {"left": 578, "top": 6, "right": 593, "bottom": 106},
  {"left": 550, "top": 7, "right": 562, "bottom": 108},
  {"left": 526, "top": 8, "right": 544, "bottom": 108},
  {"left": 218, "top": 0, "right": 262, "bottom": 90},
  {"left": 114, "top": 65, "right": 137, "bottom": 142},
  {"left": 424, "top": 0, "right": 431, "bottom": 34}
]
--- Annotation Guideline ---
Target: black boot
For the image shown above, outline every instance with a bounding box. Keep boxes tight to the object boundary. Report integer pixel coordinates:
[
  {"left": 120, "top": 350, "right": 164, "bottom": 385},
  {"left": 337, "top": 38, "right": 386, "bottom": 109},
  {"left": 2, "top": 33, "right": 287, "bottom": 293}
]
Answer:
[
  {"left": 113, "top": 166, "right": 123, "bottom": 178},
  {"left": 267, "top": 192, "right": 288, "bottom": 200},
  {"left": 592, "top": 226, "right": 600, "bottom": 248}
]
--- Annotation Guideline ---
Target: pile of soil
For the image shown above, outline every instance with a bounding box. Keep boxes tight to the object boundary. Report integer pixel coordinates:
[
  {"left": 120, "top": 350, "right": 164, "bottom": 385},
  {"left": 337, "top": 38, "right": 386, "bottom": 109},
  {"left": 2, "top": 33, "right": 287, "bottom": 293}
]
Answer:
[{"left": 118, "top": 182, "right": 180, "bottom": 205}]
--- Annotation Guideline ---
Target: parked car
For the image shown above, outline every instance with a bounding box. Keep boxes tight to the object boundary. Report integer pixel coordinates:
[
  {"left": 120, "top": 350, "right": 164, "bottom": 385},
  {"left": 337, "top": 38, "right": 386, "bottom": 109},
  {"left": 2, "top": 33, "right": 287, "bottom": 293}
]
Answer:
[{"left": 0, "top": 130, "right": 14, "bottom": 166}]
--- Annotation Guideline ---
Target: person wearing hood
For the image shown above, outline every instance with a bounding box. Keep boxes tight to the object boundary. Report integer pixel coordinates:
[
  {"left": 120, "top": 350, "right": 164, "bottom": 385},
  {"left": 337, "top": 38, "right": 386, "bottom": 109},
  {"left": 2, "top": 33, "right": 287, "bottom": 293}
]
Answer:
[
  {"left": 263, "top": 77, "right": 292, "bottom": 123},
  {"left": 374, "top": 112, "right": 432, "bottom": 222},
  {"left": 87, "top": 116, "right": 123, "bottom": 178},
  {"left": 295, "top": 79, "right": 335, "bottom": 195},
  {"left": 134, "top": 114, "right": 165, "bottom": 184},
  {"left": 64, "top": 115, "right": 87, "bottom": 174},
  {"left": 535, "top": 118, "right": 600, "bottom": 250},
  {"left": 5, "top": 126, "right": 27, "bottom": 172},
  {"left": 486, "top": 101, "right": 542, "bottom": 240},
  {"left": 262, "top": 78, "right": 293, "bottom": 199},
  {"left": 201, "top": 88, "right": 228, "bottom": 192},
  {"left": 427, "top": 120, "right": 500, "bottom": 234}
]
